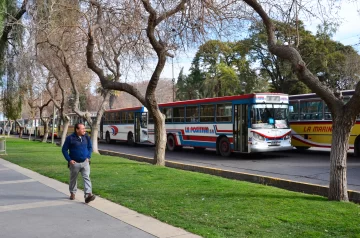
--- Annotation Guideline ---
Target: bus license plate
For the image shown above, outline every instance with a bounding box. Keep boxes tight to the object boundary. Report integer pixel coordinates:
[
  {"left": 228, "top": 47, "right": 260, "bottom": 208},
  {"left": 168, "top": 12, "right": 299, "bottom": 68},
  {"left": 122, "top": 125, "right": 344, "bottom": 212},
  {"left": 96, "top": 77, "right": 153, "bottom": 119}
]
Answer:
[{"left": 270, "top": 141, "right": 280, "bottom": 146}]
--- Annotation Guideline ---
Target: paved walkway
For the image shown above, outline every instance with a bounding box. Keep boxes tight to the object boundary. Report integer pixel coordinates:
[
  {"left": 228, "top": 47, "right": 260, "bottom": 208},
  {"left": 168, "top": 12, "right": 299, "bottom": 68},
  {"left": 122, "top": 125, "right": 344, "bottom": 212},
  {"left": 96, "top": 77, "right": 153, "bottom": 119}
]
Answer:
[{"left": 0, "top": 158, "right": 201, "bottom": 238}]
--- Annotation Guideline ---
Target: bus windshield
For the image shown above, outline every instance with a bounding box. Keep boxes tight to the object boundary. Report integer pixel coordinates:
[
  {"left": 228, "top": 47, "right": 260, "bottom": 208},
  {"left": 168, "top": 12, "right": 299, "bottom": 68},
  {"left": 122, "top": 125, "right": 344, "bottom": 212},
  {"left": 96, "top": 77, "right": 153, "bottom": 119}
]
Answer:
[{"left": 251, "top": 104, "right": 289, "bottom": 129}]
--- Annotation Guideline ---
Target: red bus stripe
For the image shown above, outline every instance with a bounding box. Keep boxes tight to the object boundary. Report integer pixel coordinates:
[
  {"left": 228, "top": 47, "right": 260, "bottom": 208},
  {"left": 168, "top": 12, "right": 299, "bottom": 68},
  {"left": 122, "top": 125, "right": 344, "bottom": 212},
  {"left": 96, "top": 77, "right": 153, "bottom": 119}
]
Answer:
[{"left": 251, "top": 131, "right": 290, "bottom": 139}]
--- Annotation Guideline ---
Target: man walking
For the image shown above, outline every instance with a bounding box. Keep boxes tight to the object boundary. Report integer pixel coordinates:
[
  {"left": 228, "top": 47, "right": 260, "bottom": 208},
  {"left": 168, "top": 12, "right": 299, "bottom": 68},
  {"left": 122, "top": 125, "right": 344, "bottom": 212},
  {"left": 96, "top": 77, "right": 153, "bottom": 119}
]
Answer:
[{"left": 62, "top": 123, "right": 95, "bottom": 203}]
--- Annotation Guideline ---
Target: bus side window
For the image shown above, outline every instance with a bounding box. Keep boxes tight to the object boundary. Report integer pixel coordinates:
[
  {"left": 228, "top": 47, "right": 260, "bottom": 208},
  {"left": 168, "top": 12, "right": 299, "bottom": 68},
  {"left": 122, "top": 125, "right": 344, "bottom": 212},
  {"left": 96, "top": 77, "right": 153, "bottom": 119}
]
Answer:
[
  {"left": 200, "top": 104, "right": 215, "bottom": 122},
  {"left": 186, "top": 106, "right": 199, "bottom": 123},
  {"left": 173, "top": 107, "right": 185, "bottom": 122},
  {"left": 161, "top": 108, "right": 173, "bottom": 123},
  {"left": 290, "top": 113, "right": 298, "bottom": 120},
  {"left": 128, "top": 112, "right": 134, "bottom": 124},
  {"left": 116, "top": 112, "right": 121, "bottom": 123},
  {"left": 300, "top": 100, "right": 322, "bottom": 121},
  {"left": 216, "top": 103, "right": 232, "bottom": 122},
  {"left": 121, "top": 112, "right": 126, "bottom": 124}
]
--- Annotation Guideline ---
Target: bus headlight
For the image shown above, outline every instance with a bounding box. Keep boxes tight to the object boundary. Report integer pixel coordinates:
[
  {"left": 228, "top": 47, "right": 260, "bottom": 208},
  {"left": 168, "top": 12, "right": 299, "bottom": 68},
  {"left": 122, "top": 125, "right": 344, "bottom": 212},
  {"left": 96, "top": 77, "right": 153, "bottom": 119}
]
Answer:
[
  {"left": 253, "top": 132, "right": 265, "bottom": 141},
  {"left": 284, "top": 134, "right": 291, "bottom": 140}
]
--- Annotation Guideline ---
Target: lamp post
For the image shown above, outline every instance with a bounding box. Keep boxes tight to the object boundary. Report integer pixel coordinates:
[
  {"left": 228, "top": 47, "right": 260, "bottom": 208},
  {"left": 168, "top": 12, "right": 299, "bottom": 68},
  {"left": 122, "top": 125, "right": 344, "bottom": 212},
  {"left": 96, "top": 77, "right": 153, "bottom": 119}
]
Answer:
[
  {"left": 172, "top": 57, "right": 175, "bottom": 102},
  {"left": 51, "top": 102, "right": 56, "bottom": 144}
]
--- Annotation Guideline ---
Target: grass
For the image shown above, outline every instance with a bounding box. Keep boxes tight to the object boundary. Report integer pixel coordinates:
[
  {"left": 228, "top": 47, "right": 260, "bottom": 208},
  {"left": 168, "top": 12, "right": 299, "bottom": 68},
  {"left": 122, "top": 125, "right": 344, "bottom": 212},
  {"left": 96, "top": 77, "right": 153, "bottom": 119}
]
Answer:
[{"left": 2, "top": 138, "right": 360, "bottom": 238}]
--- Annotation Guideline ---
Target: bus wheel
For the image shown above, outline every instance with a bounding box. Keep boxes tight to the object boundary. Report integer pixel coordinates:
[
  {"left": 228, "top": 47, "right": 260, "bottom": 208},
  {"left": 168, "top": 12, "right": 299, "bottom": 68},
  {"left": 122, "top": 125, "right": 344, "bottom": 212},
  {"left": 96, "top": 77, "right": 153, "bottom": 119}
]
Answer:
[
  {"left": 219, "top": 137, "right": 231, "bottom": 157},
  {"left": 106, "top": 132, "right": 111, "bottom": 144},
  {"left": 167, "top": 134, "right": 177, "bottom": 151},
  {"left": 194, "top": 147, "right": 206, "bottom": 152},
  {"left": 295, "top": 146, "right": 310, "bottom": 150},
  {"left": 127, "top": 132, "right": 135, "bottom": 146}
]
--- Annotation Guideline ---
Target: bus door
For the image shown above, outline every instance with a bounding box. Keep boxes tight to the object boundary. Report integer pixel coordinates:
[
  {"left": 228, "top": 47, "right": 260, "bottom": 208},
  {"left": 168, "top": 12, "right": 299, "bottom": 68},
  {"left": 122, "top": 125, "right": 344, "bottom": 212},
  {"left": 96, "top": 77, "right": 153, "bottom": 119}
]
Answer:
[
  {"left": 233, "top": 104, "right": 248, "bottom": 152},
  {"left": 99, "top": 115, "right": 104, "bottom": 140},
  {"left": 134, "top": 112, "right": 141, "bottom": 143},
  {"left": 134, "top": 112, "right": 148, "bottom": 143}
]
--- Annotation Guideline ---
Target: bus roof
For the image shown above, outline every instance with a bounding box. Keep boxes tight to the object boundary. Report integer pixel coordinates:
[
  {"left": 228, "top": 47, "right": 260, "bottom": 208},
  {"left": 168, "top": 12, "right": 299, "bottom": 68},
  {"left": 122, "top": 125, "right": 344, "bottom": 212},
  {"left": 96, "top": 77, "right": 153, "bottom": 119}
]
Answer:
[
  {"left": 159, "top": 93, "right": 288, "bottom": 107},
  {"left": 106, "top": 106, "right": 146, "bottom": 113},
  {"left": 104, "top": 93, "right": 288, "bottom": 112},
  {"left": 289, "top": 90, "right": 354, "bottom": 100}
]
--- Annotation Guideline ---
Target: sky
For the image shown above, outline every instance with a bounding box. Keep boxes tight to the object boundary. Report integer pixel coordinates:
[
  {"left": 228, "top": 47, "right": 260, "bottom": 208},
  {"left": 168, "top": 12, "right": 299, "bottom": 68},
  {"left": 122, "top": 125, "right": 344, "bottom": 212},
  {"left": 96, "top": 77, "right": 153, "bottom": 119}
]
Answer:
[{"left": 159, "top": 1, "right": 360, "bottom": 81}]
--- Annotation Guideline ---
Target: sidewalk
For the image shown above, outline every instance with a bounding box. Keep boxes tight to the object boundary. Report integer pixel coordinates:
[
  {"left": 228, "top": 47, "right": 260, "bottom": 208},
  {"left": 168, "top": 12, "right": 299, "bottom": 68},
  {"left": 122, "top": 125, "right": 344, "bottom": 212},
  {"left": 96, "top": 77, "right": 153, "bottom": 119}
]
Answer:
[{"left": 0, "top": 158, "right": 201, "bottom": 238}]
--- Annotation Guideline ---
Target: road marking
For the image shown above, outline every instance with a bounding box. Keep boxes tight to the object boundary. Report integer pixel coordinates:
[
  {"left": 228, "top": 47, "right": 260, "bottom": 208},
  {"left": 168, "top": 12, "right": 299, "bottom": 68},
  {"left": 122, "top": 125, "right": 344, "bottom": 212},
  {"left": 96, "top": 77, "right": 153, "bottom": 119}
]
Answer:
[
  {"left": 0, "top": 200, "right": 73, "bottom": 213},
  {"left": 0, "top": 179, "right": 36, "bottom": 185}
]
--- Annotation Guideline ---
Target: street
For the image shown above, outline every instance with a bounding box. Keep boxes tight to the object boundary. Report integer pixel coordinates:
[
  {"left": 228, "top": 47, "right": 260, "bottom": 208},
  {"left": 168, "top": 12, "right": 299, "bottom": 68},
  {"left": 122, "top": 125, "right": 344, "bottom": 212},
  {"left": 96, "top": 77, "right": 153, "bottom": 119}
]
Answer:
[{"left": 98, "top": 141, "right": 360, "bottom": 192}]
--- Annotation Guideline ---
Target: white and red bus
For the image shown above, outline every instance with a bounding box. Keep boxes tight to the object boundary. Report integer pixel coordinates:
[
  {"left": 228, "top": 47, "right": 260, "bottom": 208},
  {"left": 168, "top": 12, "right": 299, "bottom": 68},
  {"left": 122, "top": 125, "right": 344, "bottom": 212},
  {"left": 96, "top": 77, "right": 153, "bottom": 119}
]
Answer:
[
  {"left": 148, "top": 93, "right": 292, "bottom": 156},
  {"left": 101, "top": 106, "right": 149, "bottom": 145}
]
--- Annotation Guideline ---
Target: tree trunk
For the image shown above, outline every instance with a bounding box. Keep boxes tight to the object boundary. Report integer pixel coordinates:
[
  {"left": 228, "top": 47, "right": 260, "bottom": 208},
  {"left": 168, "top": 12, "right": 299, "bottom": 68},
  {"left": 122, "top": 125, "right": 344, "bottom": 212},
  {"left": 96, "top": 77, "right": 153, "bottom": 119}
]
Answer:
[
  {"left": 91, "top": 124, "right": 99, "bottom": 154},
  {"left": 7, "top": 121, "right": 13, "bottom": 136},
  {"left": 149, "top": 106, "right": 166, "bottom": 166},
  {"left": 42, "top": 121, "right": 49, "bottom": 143},
  {"left": 2, "top": 121, "right": 8, "bottom": 135},
  {"left": 60, "top": 120, "right": 70, "bottom": 147},
  {"left": 19, "top": 127, "right": 23, "bottom": 138},
  {"left": 328, "top": 115, "right": 353, "bottom": 201}
]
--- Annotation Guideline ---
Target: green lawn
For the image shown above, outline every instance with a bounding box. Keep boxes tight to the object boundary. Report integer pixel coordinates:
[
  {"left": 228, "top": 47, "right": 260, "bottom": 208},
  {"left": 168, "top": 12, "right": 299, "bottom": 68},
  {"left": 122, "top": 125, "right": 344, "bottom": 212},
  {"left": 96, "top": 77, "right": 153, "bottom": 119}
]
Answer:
[{"left": 2, "top": 138, "right": 360, "bottom": 238}]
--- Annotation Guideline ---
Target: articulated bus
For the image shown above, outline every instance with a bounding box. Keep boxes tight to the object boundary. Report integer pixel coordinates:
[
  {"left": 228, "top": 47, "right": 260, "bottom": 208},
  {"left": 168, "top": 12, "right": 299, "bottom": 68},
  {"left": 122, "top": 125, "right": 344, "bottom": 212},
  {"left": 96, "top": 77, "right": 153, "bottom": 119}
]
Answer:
[
  {"left": 0, "top": 117, "right": 58, "bottom": 138},
  {"left": 101, "top": 106, "right": 148, "bottom": 145},
  {"left": 289, "top": 90, "right": 360, "bottom": 152},
  {"left": 64, "top": 112, "right": 96, "bottom": 137},
  {"left": 23, "top": 117, "right": 58, "bottom": 138},
  {"left": 148, "top": 93, "right": 292, "bottom": 156},
  {"left": 56, "top": 112, "right": 97, "bottom": 138}
]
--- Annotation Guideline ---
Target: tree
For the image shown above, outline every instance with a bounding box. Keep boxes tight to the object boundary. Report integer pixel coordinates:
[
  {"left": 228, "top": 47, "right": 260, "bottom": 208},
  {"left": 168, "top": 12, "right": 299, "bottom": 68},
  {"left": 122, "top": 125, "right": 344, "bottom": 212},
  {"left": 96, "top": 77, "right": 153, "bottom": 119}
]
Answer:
[
  {"left": 2, "top": 56, "right": 23, "bottom": 136},
  {"left": 31, "top": 0, "right": 111, "bottom": 151},
  {"left": 245, "top": 19, "right": 359, "bottom": 94},
  {"left": 87, "top": 0, "right": 190, "bottom": 165},
  {"left": 242, "top": 0, "right": 360, "bottom": 201},
  {"left": 299, "top": 22, "right": 360, "bottom": 91},
  {"left": 40, "top": 34, "right": 109, "bottom": 152},
  {"left": 0, "top": 0, "right": 27, "bottom": 73},
  {"left": 245, "top": 21, "right": 305, "bottom": 94},
  {"left": 176, "top": 39, "right": 268, "bottom": 100},
  {"left": 28, "top": 98, "right": 52, "bottom": 142},
  {"left": 0, "top": 0, "right": 27, "bottom": 135},
  {"left": 87, "top": 0, "right": 237, "bottom": 165},
  {"left": 45, "top": 71, "right": 71, "bottom": 146}
]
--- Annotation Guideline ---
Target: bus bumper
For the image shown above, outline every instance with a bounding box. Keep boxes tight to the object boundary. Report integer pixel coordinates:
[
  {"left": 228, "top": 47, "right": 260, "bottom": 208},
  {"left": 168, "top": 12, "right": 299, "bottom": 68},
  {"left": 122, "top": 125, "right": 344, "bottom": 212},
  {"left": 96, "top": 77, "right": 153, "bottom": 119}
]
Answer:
[{"left": 250, "top": 143, "right": 293, "bottom": 153}]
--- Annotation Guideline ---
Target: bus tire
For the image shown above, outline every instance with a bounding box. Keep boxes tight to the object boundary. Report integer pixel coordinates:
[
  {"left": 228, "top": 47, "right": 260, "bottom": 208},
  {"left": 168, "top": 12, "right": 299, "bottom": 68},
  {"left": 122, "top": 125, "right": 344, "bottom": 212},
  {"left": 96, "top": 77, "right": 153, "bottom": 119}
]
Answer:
[
  {"left": 127, "top": 132, "right": 135, "bottom": 146},
  {"left": 295, "top": 146, "right": 310, "bottom": 150},
  {"left": 166, "top": 134, "right": 177, "bottom": 151},
  {"left": 219, "top": 137, "right": 231, "bottom": 157},
  {"left": 105, "top": 132, "right": 111, "bottom": 144}
]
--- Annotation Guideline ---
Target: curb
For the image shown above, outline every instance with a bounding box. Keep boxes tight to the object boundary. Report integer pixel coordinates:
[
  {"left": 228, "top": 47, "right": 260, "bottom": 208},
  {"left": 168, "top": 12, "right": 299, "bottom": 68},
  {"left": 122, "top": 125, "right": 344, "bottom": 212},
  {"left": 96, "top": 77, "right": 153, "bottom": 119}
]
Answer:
[
  {"left": 0, "top": 158, "right": 201, "bottom": 238},
  {"left": 99, "top": 149, "right": 360, "bottom": 204}
]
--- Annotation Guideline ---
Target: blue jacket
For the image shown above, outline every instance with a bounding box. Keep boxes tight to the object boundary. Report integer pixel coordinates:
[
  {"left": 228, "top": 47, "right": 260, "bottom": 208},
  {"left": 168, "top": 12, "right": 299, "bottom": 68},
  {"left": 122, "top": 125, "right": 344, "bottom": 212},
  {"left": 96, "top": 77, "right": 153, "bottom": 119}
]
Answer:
[{"left": 62, "top": 133, "right": 92, "bottom": 162}]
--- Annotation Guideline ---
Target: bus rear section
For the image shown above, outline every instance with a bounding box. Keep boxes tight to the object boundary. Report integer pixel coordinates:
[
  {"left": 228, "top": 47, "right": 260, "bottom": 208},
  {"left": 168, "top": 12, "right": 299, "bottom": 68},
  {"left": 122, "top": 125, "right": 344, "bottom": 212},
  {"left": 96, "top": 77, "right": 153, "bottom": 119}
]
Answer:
[
  {"left": 102, "top": 106, "right": 149, "bottom": 145},
  {"left": 147, "top": 93, "right": 292, "bottom": 157},
  {"left": 289, "top": 90, "right": 360, "bottom": 154}
]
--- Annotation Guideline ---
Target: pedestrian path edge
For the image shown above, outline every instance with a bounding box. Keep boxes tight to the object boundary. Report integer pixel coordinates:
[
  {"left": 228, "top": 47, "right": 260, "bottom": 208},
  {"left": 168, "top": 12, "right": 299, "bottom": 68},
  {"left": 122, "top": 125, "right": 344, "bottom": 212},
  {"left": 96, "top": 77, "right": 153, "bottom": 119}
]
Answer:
[{"left": 0, "top": 158, "right": 201, "bottom": 238}]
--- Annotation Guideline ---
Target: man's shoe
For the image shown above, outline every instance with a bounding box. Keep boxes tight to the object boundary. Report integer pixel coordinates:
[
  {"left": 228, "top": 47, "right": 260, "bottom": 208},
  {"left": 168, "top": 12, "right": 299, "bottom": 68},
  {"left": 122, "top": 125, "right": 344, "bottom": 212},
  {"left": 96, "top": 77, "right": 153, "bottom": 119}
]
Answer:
[
  {"left": 69, "top": 193, "right": 75, "bottom": 200},
  {"left": 85, "top": 194, "right": 96, "bottom": 203}
]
